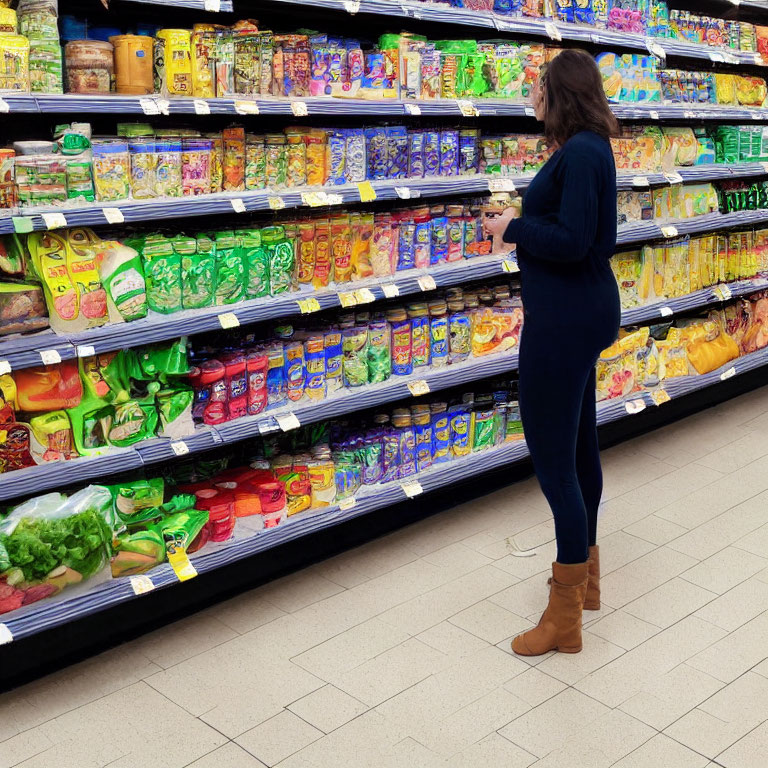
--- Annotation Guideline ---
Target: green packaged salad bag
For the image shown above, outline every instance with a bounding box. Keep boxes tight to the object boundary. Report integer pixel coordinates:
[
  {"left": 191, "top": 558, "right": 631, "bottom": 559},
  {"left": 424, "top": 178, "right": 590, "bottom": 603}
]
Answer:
[
  {"left": 175, "top": 234, "right": 216, "bottom": 310},
  {"left": 213, "top": 230, "right": 246, "bottom": 305},
  {"left": 125, "top": 337, "right": 189, "bottom": 382},
  {"left": 103, "top": 396, "right": 159, "bottom": 448},
  {"left": 240, "top": 228, "right": 270, "bottom": 298},
  {"left": 96, "top": 239, "right": 147, "bottom": 323},
  {"left": 156, "top": 383, "right": 194, "bottom": 439},
  {"left": 141, "top": 234, "right": 182, "bottom": 314},
  {"left": 261, "top": 225, "right": 294, "bottom": 295},
  {"left": 108, "top": 477, "right": 165, "bottom": 526}
]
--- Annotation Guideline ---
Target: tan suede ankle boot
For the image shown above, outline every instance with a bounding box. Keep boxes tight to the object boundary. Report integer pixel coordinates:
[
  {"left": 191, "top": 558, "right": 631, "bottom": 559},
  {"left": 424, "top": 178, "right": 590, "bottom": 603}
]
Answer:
[
  {"left": 584, "top": 545, "right": 600, "bottom": 611},
  {"left": 512, "top": 561, "right": 589, "bottom": 656}
]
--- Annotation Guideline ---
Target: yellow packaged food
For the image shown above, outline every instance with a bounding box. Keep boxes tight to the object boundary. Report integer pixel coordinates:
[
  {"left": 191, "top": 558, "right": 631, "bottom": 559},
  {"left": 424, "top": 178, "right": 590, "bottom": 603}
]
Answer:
[
  {"left": 714, "top": 73, "right": 737, "bottom": 105},
  {"left": 611, "top": 250, "right": 642, "bottom": 308},
  {"left": 638, "top": 244, "right": 654, "bottom": 301},
  {"left": 0, "top": 33, "right": 29, "bottom": 92},
  {"left": 191, "top": 24, "right": 216, "bottom": 98},
  {"left": 156, "top": 29, "right": 193, "bottom": 96}
]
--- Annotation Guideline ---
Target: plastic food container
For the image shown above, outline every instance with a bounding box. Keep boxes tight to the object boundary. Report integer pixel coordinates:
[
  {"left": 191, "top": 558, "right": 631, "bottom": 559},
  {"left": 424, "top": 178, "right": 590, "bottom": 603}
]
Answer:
[
  {"left": 181, "top": 138, "right": 213, "bottom": 196},
  {"left": 0, "top": 283, "right": 48, "bottom": 335},
  {"left": 128, "top": 139, "right": 156, "bottom": 199},
  {"left": 0, "top": 34, "right": 30, "bottom": 92},
  {"left": 194, "top": 488, "right": 236, "bottom": 542},
  {"left": 110, "top": 34, "right": 153, "bottom": 95},
  {"left": 154, "top": 138, "right": 183, "bottom": 197},
  {"left": 92, "top": 141, "right": 130, "bottom": 202},
  {"left": 65, "top": 40, "right": 113, "bottom": 94}
]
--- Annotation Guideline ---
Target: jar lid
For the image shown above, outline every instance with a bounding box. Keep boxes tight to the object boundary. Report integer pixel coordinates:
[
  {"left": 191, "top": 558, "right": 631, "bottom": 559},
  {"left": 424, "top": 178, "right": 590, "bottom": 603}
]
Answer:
[
  {"left": 428, "top": 300, "right": 447, "bottom": 315},
  {"left": 386, "top": 308, "right": 408, "bottom": 322},
  {"left": 447, "top": 300, "right": 465, "bottom": 312},
  {"left": 407, "top": 302, "right": 428, "bottom": 317}
]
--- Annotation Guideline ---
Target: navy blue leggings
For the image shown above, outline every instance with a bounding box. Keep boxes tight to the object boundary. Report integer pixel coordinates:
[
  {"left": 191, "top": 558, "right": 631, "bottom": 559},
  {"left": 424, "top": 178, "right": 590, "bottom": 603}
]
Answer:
[{"left": 518, "top": 322, "right": 608, "bottom": 564}]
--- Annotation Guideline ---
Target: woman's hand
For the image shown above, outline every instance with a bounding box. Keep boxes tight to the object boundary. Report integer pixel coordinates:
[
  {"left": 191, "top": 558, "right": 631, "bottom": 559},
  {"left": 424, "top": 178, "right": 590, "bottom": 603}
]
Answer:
[{"left": 484, "top": 206, "right": 520, "bottom": 254}]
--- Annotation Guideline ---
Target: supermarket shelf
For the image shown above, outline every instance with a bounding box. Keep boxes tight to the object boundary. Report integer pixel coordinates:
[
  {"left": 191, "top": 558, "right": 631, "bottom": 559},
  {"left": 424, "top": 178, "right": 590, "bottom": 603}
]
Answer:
[
  {"left": 123, "top": 0, "right": 233, "bottom": 9},
  {"left": 2, "top": 94, "right": 768, "bottom": 121},
  {"left": 264, "top": 0, "right": 765, "bottom": 68},
  {"left": 0, "top": 254, "right": 514, "bottom": 372},
  {"left": 4, "top": 341, "right": 768, "bottom": 641},
  {"left": 5, "top": 162, "right": 768, "bottom": 236}
]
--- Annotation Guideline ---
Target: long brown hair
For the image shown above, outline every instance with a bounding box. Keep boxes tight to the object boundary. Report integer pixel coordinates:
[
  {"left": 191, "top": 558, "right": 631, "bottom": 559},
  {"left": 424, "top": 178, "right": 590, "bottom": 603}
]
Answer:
[{"left": 541, "top": 49, "right": 619, "bottom": 148}]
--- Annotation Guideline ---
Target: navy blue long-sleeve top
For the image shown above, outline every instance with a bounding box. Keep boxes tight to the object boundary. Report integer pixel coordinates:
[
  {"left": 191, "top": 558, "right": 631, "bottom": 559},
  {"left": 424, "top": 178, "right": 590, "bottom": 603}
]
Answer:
[{"left": 503, "top": 130, "right": 619, "bottom": 331}]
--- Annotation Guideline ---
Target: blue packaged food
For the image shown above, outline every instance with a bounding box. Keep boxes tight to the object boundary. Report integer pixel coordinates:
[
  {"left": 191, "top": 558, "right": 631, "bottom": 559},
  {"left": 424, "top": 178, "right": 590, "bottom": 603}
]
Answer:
[
  {"left": 324, "top": 330, "right": 343, "bottom": 393},
  {"left": 397, "top": 221, "right": 416, "bottom": 271},
  {"left": 365, "top": 126, "right": 389, "bottom": 180},
  {"left": 424, "top": 130, "right": 440, "bottom": 177},
  {"left": 449, "top": 404, "right": 471, "bottom": 457},
  {"left": 345, "top": 128, "right": 367, "bottom": 183},
  {"left": 387, "top": 126, "right": 409, "bottom": 179},
  {"left": 431, "top": 405, "right": 450, "bottom": 463},
  {"left": 328, "top": 130, "right": 347, "bottom": 185},
  {"left": 459, "top": 129, "right": 479, "bottom": 175},
  {"left": 408, "top": 130, "right": 425, "bottom": 178},
  {"left": 440, "top": 130, "right": 459, "bottom": 177},
  {"left": 414, "top": 219, "right": 432, "bottom": 268},
  {"left": 431, "top": 216, "right": 448, "bottom": 264},
  {"left": 381, "top": 429, "right": 400, "bottom": 482}
]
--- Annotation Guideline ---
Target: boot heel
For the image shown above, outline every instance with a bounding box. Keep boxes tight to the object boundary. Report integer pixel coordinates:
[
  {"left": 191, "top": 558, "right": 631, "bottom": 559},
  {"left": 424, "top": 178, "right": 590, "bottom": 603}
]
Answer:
[{"left": 556, "top": 645, "right": 582, "bottom": 653}]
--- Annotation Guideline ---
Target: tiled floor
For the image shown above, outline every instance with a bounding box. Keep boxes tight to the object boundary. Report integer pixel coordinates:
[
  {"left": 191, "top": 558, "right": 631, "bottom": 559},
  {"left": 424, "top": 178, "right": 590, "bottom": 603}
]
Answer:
[{"left": 3, "top": 387, "right": 768, "bottom": 768}]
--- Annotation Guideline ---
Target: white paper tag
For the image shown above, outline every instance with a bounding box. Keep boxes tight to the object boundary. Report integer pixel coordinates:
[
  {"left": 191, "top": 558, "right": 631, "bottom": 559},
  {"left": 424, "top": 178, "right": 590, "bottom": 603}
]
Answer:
[
  {"left": 718, "top": 284, "right": 733, "bottom": 301},
  {"left": 338, "top": 291, "right": 357, "bottom": 308},
  {"left": 291, "top": 101, "right": 309, "bottom": 117},
  {"left": 326, "top": 193, "right": 344, "bottom": 206},
  {"left": 139, "top": 97, "right": 160, "bottom": 115},
  {"left": 683, "top": 110, "right": 696, "bottom": 119},
  {"left": 661, "top": 225, "right": 679, "bottom": 238},
  {"left": 646, "top": 39, "right": 666, "bottom": 60},
  {"left": 544, "top": 21, "right": 562, "bottom": 41},
  {"left": 404, "top": 103, "right": 421, "bottom": 116},
  {"left": 502, "top": 259, "right": 518, "bottom": 273},
  {"left": 276, "top": 412, "right": 301, "bottom": 431},
  {"left": 401, "top": 479, "right": 423, "bottom": 498},
  {"left": 395, "top": 186, "right": 419, "bottom": 199},
  {"left": 625, "top": 399, "right": 647, "bottom": 415},
  {"left": 488, "top": 178, "right": 516, "bottom": 193},
  {"left": 709, "top": 50, "right": 725, "bottom": 64},
  {"left": 204, "top": 0, "right": 221, "bottom": 10},
  {"left": 418, "top": 275, "right": 437, "bottom": 292},
  {"left": 407, "top": 379, "right": 430, "bottom": 396},
  {"left": 234, "top": 100, "right": 260, "bottom": 115},
  {"left": 665, "top": 172, "right": 684, "bottom": 184},
  {"left": 218, "top": 312, "right": 239, "bottom": 329},
  {"left": 381, "top": 283, "right": 400, "bottom": 298},
  {"left": 338, "top": 496, "right": 356, "bottom": 510},
  {"left": 76, "top": 344, "right": 95, "bottom": 358},
  {"left": 268, "top": 196, "right": 286, "bottom": 210},
  {"left": 659, "top": 306, "right": 673, "bottom": 317},
  {"left": 40, "top": 349, "right": 61, "bottom": 365},
  {"left": 171, "top": 440, "right": 190, "bottom": 456},
  {"left": 0, "top": 360, "right": 10, "bottom": 375},
  {"left": 524, "top": 106, "right": 536, "bottom": 118},
  {"left": 257, "top": 420, "right": 273, "bottom": 435},
  {"left": 0, "top": 98, "right": 9, "bottom": 114},
  {"left": 456, "top": 99, "right": 478, "bottom": 117},
  {"left": 41, "top": 212, "right": 68, "bottom": 230},
  {"left": 193, "top": 99, "right": 211, "bottom": 115},
  {"left": 720, "top": 366, "right": 737, "bottom": 380},
  {"left": 649, "top": 110, "right": 660, "bottom": 121},
  {"left": 354, "top": 287, "right": 376, "bottom": 304},
  {"left": 231, "top": 198, "right": 246, "bottom": 213},
  {"left": 631, "top": 176, "right": 650, "bottom": 187},
  {"left": 343, "top": 0, "right": 361, "bottom": 13},
  {"left": 103, "top": 207, "right": 125, "bottom": 224},
  {"left": 156, "top": 98, "right": 171, "bottom": 116},
  {"left": 130, "top": 575, "right": 155, "bottom": 595},
  {"left": 590, "top": 33, "right": 601, "bottom": 44},
  {"left": 0, "top": 624, "right": 12, "bottom": 645}
]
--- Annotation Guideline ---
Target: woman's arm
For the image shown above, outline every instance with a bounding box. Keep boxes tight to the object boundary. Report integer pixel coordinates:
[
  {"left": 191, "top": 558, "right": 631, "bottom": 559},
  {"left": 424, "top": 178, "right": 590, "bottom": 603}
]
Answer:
[{"left": 503, "top": 144, "right": 602, "bottom": 264}]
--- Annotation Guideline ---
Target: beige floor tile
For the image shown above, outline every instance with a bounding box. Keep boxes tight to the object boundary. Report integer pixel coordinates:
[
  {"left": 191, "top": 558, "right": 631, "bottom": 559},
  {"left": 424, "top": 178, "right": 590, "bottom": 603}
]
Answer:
[
  {"left": 207, "top": 593, "right": 287, "bottom": 635},
  {"left": 687, "top": 610, "right": 768, "bottom": 683},
  {"left": 611, "top": 734, "right": 711, "bottom": 768},
  {"left": 627, "top": 428, "right": 699, "bottom": 468},
  {"left": 717, "top": 720, "right": 768, "bottom": 768},
  {"left": 235, "top": 710, "right": 323, "bottom": 767},
  {"left": 185, "top": 743, "right": 268, "bottom": 768},
  {"left": 695, "top": 429, "right": 768, "bottom": 474},
  {"left": 498, "top": 687, "right": 609, "bottom": 758},
  {"left": 447, "top": 732, "right": 537, "bottom": 768},
  {"left": 491, "top": 540, "right": 558, "bottom": 580},
  {"left": 291, "top": 618, "right": 409, "bottom": 680},
  {"left": 622, "top": 514, "right": 689, "bottom": 545},
  {"left": 524, "top": 708, "right": 653, "bottom": 768},
  {"left": 488, "top": 572, "right": 551, "bottom": 620},
  {"left": 586, "top": 610, "right": 660, "bottom": 650},
  {"left": 257, "top": 571, "right": 346, "bottom": 614},
  {"left": 377, "top": 565, "right": 512, "bottom": 636},
  {"left": 596, "top": 530, "right": 656, "bottom": 575},
  {"left": 287, "top": 684, "right": 368, "bottom": 734},
  {"left": 618, "top": 662, "right": 725, "bottom": 730},
  {"left": 733, "top": 522, "right": 768, "bottom": 559},
  {"left": 581, "top": 603, "right": 616, "bottom": 629},
  {"left": 502, "top": 667, "right": 567, "bottom": 708},
  {"left": 421, "top": 541, "right": 494, "bottom": 572},
  {"left": 626, "top": 462, "right": 726, "bottom": 514},
  {"left": 535, "top": 631, "right": 625, "bottom": 686},
  {"left": 22, "top": 682, "right": 225, "bottom": 768},
  {"left": 600, "top": 446, "right": 678, "bottom": 501},
  {"left": 680, "top": 546, "right": 768, "bottom": 595},
  {"left": 623, "top": 576, "right": 717, "bottom": 628},
  {"left": 600, "top": 547, "right": 700, "bottom": 609},
  {"left": 0, "top": 728, "right": 54, "bottom": 768},
  {"left": 596, "top": 493, "right": 657, "bottom": 537},
  {"left": 664, "top": 672, "right": 768, "bottom": 758},
  {"left": 694, "top": 577, "right": 768, "bottom": 631},
  {"left": 415, "top": 621, "right": 490, "bottom": 658},
  {"left": 388, "top": 736, "right": 445, "bottom": 768},
  {"left": 449, "top": 599, "right": 532, "bottom": 644}
]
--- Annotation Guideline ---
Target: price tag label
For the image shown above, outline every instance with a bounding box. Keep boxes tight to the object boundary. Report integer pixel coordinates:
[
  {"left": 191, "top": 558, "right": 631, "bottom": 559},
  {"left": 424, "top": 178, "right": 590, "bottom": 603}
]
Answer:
[
  {"left": 298, "top": 297, "right": 321, "bottom": 314},
  {"left": 291, "top": 101, "right": 309, "bottom": 117},
  {"left": 401, "top": 479, "right": 424, "bottom": 498},
  {"left": 683, "top": 109, "right": 696, "bottom": 119},
  {"left": 456, "top": 99, "right": 479, "bottom": 117},
  {"left": 544, "top": 21, "right": 562, "bottom": 41},
  {"left": 0, "top": 98, "right": 9, "bottom": 114},
  {"left": 276, "top": 412, "right": 301, "bottom": 431},
  {"left": 488, "top": 178, "right": 516, "bottom": 193},
  {"left": 357, "top": 181, "right": 377, "bottom": 202},
  {"left": 231, "top": 198, "right": 246, "bottom": 213},
  {"left": 709, "top": 50, "right": 726, "bottom": 64},
  {"left": 381, "top": 283, "right": 400, "bottom": 298},
  {"left": 625, "top": 399, "right": 647, "bottom": 415},
  {"left": 0, "top": 624, "right": 12, "bottom": 645},
  {"left": 12, "top": 216, "right": 34, "bottom": 234},
  {"left": 257, "top": 420, "right": 274, "bottom": 435},
  {"left": 193, "top": 99, "right": 211, "bottom": 115},
  {"left": 234, "top": 100, "right": 260, "bottom": 115},
  {"left": 41, "top": 212, "right": 68, "bottom": 230},
  {"left": 354, "top": 287, "right": 376, "bottom": 304},
  {"left": 103, "top": 207, "right": 125, "bottom": 224},
  {"left": 661, "top": 225, "right": 679, "bottom": 238},
  {"left": 719, "top": 284, "right": 733, "bottom": 301},
  {"left": 168, "top": 548, "right": 198, "bottom": 581},
  {"left": 204, "top": 0, "right": 221, "bottom": 10},
  {"left": 418, "top": 275, "right": 437, "bottom": 292},
  {"left": 761, "top": 162, "right": 768, "bottom": 174},
  {"left": 754, "top": 53, "right": 764, "bottom": 66},
  {"left": 171, "top": 440, "right": 190, "bottom": 456},
  {"left": 665, "top": 172, "right": 684, "bottom": 184},
  {"left": 407, "top": 379, "right": 430, "bottom": 396},
  {"left": 338, "top": 496, "right": 356, "bottom": 510},
  {"left": 338, "top": 291, "right": 358, "bottom": 308},
  {"left": 40, "top": 349, "right": 61, "bottom": 365},
  {"left": 268, "top": 196, "right": 286, "bottom": 210},
  {"left": 659, "top": 306, "right": 673, "bottom": 317},
  {"left": 590, "top": 33, "right": 601, "bottom": 44},
  {"left": 631, "top": 176, "right": 650, "bottom": 187},
  {"left": 140, "top": 97, "right": 160, "bottom": 115},
  {"left": 156, "top": 98, "right": 171, "bottom": 116},
  {"left": 646, "top": 39, "right": 666, "bottom": 60},
  {"left": 395, "top": 186, "right": 419, "bottom": 199},
  {"left": 0, "top": 360, "right": 10, "bottom": 375},
  {"left": 326, "top": 193, "right": 344, "bottom": 206},
  {"left": 404, "top": 103, "right": 421, "bottom": 116},
  {"left": 649, "top": 110, "right": 660, "bottom": 120},
  {"left": 524, "top": 106, "right": 536, "bottom": 117},
  {"left": 343, "top": 0, "right": 361, "bottom": 13},
  {"left": 130, "top": 575, "right": 155, "bottom": 595},
  {"left": 76, "top": 345, "right": 95, "bottom": 358},
  {"left": 301, "top": 192, "right": 325, "bottom": 207},
  {"left": 502, "top": 259, "right": 519, "bottom": 273},
  {"left": 721, "top": 366, "right": 737, "bottom": 380},
  {"left": 651, "top": 389, "right": 671, "bottom": 405},
  {"left": 218, "top": 312, "right": 239, "bottom": 329}
]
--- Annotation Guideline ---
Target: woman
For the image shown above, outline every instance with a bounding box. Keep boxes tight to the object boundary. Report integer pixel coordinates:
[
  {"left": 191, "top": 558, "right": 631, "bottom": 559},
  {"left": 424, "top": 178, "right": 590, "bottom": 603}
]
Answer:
[{"left": 486, "top": 49, "right": 621, "bottom": 656}]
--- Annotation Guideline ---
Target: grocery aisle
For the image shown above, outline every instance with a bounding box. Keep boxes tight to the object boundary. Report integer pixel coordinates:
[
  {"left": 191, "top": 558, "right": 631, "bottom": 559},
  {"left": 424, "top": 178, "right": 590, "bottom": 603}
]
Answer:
[{"left": 3, "top": 386, "right": 768, "bottom": 768}]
